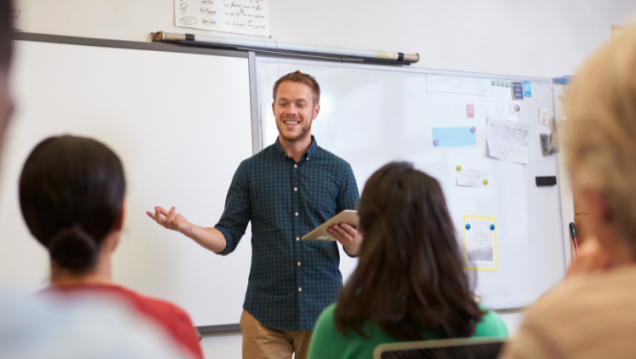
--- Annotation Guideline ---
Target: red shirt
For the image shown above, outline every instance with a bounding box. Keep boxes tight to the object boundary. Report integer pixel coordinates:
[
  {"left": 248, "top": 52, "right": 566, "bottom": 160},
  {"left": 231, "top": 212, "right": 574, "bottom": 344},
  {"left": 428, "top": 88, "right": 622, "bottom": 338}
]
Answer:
[{"left": 49, "top": 284, "right": 203, "bottom": 359}]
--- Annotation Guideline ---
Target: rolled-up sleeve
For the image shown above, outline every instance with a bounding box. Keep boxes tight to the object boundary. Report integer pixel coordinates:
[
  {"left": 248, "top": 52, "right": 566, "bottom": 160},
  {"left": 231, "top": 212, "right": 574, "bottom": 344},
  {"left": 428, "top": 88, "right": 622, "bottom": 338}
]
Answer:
[
  {"left": 336, "top": 163, "right": 360, "bottom": 258},
  {"left": 215, "top": 160, "right": 251, "bottom": 256},
  {"left": 336, "top": 163, "right": 359, "bottom": 213}
]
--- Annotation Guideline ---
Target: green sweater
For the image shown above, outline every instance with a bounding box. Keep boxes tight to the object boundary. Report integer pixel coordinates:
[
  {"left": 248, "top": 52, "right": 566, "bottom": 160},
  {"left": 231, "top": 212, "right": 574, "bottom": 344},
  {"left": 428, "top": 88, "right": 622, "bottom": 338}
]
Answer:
[{"left": 307, "top": 303, "right": 508, "bottom": 359}]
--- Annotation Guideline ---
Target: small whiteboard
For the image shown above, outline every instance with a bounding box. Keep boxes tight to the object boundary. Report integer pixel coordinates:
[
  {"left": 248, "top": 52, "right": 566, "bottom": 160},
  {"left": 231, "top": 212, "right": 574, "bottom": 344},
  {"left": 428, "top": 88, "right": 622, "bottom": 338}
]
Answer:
[{"left": 256, "top": 56, "right": 565, "bottom": 310}]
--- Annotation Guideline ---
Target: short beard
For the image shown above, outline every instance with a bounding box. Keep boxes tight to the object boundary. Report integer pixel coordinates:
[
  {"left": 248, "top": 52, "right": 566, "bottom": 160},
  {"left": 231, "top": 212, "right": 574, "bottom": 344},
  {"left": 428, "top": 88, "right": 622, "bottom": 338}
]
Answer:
[{"left": 277, "top": 119, "right": 312, "bottom": 143}]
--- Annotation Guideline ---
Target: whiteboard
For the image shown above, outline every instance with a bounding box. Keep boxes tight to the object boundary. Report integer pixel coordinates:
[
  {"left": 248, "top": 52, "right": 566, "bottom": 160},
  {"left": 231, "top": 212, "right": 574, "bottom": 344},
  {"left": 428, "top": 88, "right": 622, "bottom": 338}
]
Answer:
[
  {"left": 256, "top": 57, "right": 566, "bottom": 310},
  {"left": 0, "top": 38, "right": 253, "bottom": 327}
]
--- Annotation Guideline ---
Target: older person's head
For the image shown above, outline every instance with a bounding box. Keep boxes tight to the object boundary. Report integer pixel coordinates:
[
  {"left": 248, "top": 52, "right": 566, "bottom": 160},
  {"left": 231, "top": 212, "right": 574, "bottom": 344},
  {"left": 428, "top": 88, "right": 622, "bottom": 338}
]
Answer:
[{"left": 564, "top": 25, "right": 636, "bottom": 265}]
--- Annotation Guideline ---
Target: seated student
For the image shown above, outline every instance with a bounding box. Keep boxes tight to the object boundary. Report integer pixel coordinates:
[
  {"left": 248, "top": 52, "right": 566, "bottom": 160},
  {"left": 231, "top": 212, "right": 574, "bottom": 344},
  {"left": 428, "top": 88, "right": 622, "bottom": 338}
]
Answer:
[
  {"left": 18, "top": 135, "right": 203, "bottom": 359},
  {"left": 307, "top": 162, "right": 508, "bottom": 359},
  {"left": 500, "top": 26, "right": 636, "bottom": 359}
]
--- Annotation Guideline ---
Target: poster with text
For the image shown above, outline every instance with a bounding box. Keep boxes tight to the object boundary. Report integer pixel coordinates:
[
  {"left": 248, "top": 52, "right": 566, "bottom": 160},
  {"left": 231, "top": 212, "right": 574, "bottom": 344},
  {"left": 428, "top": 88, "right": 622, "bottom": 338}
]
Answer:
[
  {"left": 175, "top": 0, "right": 270, "bottom": 37},
  {"left": 463, "top": 215, "right": 497, "bottom": 271}
]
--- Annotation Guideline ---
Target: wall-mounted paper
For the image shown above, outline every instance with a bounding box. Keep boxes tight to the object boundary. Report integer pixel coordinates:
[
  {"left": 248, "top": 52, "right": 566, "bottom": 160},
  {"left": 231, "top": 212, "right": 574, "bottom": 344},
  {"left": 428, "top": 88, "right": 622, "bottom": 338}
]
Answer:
[
  {"left": 467, "top": 104, "right": 475, "bottom": 118},
  {"left": 432, "top": 127, "right": 476, "bottom": 147},
  {"left": 12, "top": 0, "right": 24, "bottom": 31},
  {"left": 523, "top": 81, "right": 532, "bottom": 97},
  {"left": 512, "top": 82, "right": 524, "bottom": 100},
  {"left": 538, "top": 107, "right": 549, "bottom": 125},
  {"left": 463, "top": 215, "right": 497, "bottom": 271},
  {"left": 426, "top": 75, "right": 491, "bottom": 96},
  {"left": 175, "top": 0, "right": 270, "bottom": 37},
  {"left": 457, "top": 168, "right": 488, "bottom": 187},
  {"left": 486, "top": 118, "right": 531, "bottom": 164}
]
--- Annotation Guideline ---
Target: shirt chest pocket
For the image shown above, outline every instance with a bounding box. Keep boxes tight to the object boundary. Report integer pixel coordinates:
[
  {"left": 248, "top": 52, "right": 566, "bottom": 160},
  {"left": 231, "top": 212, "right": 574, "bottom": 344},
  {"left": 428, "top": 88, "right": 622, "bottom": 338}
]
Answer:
[{"left": 304, "top": 180, "right": 338, "bottom": 218}]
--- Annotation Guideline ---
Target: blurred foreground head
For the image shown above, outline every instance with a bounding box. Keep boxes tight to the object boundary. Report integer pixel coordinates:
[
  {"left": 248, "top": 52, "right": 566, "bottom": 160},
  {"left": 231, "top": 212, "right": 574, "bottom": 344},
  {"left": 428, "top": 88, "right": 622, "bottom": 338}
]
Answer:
[
  {"left": 19, "top": 136, "right": 126, "bottom": 273},
  {"left": 564, "top": 25, "right": 636, "bottom": 259}
]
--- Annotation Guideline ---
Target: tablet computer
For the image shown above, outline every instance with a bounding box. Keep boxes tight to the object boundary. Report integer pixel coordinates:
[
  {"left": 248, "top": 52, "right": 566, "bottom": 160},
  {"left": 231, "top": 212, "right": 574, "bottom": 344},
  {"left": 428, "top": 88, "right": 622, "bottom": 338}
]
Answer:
[{"left": 301, "top": 210, "right": 359, "bottom": 241}]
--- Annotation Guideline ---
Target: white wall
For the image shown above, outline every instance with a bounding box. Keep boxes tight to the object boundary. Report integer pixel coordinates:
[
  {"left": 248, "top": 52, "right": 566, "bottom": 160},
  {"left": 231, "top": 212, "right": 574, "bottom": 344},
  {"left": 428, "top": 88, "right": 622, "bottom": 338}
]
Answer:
[
  {"left": 21, "top": 0, "right": 636, "bottom": 78},
  {"left": 14, "top": 1, "right": 636, "bottom": 358}
]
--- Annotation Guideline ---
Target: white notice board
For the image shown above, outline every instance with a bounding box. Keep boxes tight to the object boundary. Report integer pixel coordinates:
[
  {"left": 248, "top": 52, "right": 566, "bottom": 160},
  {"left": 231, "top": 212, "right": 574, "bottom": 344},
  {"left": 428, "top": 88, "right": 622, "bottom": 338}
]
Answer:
[{"left": 256, "top": 57, "right": 566, "bottom": 310}]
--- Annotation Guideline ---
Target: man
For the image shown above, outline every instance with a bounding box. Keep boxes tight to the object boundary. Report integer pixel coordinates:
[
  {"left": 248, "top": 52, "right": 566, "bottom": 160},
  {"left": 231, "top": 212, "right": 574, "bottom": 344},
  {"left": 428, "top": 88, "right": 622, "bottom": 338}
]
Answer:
[{"left": 148, "top": 70, "right": 361, "bottom": 359}]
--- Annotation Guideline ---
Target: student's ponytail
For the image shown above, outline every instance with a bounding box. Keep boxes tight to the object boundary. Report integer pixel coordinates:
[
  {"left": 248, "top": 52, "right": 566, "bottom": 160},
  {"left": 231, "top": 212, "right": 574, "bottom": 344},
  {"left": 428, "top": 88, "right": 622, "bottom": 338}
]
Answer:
[{"left": 48, "top": 225, "right": 99, "bottom": 271}]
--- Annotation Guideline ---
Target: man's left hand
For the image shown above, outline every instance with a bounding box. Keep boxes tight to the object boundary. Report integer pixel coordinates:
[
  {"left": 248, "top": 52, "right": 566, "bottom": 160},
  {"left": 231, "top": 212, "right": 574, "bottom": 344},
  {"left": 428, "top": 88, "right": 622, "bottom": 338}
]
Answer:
[{"left": 328, "top": 223, "right": 362, "bottom": 256}]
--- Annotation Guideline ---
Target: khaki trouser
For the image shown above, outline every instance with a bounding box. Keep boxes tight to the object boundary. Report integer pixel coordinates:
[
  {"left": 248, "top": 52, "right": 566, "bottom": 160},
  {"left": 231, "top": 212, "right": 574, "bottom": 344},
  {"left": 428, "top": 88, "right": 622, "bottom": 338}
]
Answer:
[{"left": 240, "top": 310, "right": 313, "bottom": 359}]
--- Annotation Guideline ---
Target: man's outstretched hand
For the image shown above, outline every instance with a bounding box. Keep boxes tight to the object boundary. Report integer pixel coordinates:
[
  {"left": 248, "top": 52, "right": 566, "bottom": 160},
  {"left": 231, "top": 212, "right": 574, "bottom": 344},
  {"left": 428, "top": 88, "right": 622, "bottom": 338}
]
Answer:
[{"left": 146, "top": 206, "right": 193, "bottom": 236}]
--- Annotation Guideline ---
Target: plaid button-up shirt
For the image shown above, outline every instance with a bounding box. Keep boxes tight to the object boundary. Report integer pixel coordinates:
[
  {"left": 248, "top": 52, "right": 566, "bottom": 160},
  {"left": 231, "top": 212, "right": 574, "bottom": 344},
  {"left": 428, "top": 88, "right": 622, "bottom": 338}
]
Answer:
[{"left": 215, "top": 136, "right": 359, "bottom": 331}]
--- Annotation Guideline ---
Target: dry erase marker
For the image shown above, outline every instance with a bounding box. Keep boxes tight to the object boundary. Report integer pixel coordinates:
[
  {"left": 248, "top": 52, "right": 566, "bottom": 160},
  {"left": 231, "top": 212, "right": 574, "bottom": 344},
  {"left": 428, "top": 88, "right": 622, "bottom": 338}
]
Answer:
[{"left": 569, "top": 222, "right": 579, "bottom": 257}]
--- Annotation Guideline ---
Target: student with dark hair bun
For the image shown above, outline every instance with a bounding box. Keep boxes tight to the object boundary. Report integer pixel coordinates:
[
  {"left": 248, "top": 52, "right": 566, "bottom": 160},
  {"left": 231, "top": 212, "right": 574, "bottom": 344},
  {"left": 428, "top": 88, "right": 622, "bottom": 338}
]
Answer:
[
  {"left": 307, "top": 162, "right": 507, "bottom": 359},
  {"left": 19, "top": 135, "right": 204, "bottom": 359}
]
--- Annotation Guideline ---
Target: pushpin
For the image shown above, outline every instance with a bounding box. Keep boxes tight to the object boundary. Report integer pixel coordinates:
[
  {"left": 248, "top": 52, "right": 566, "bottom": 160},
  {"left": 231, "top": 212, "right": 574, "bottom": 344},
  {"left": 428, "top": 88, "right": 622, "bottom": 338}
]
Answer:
[
  {"left": 433, "top": 140, "right": 439, "bottom": 146},
  {"left": 490, "top": 224, "right": 495, "bottom": 230},
  {"left": 491, "top": 80, "right": 496, "bottom": 86},
  {"left": 470, "top": 127, "right": 476, "bottom": 133},
  {"left": 456, "top": 165, "right": 462, "bottom": 171},
  {"left": 505, "top": 82, "right": 510, "bottom": 88},
  {"left": 465, "top": 224, "right": 471, "bottom": 230},
  {"left": 483, "top": 179, "right": 488, "bottom": 185}
]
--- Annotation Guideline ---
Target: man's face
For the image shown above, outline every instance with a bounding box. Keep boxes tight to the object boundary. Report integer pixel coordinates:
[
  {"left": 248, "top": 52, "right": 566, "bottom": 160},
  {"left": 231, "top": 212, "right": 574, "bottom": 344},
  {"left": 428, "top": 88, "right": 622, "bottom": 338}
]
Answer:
[{"left": 272, "top": 81, "right": 320, "bottom": 143}]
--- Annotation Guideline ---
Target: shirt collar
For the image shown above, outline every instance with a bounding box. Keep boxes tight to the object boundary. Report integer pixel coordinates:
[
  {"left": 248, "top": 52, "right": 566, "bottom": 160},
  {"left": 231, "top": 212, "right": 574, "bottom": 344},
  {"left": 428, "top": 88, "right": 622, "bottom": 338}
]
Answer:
[{"left": 274, "top": 136, "right": 318, "bottom": 161}]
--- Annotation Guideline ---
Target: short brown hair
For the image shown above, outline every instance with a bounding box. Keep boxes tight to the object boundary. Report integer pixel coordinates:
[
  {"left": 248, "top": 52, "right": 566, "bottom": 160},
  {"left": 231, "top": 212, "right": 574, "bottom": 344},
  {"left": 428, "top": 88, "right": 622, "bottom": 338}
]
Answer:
[
  {"left": 272, "top": 70, "right": 320, "bottom": 104},
  {"left": 564, "top": 25, "right": 636, "bottom": 252}
]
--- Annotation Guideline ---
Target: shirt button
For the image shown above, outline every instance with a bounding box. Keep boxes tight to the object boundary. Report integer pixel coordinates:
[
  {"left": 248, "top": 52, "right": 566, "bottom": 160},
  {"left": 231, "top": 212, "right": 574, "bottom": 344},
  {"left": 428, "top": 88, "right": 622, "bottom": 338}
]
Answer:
[
  {"left": 297, "top": 262, "right": 301, "bottom": 266},
  {"left": 298, "top": 287, "right": 302, "bottom": 292},
  {"left": 294, "top": 187, "right": 298, "bottom": 191},
  {"left": 294, "top": 165, "right": 297, "bottom": 168},
  {"left": 295, "top": 212, "right": 298, "bottom": 216},
  {"left": 296, "top": 237, "right": 300, "bottom": 241}
]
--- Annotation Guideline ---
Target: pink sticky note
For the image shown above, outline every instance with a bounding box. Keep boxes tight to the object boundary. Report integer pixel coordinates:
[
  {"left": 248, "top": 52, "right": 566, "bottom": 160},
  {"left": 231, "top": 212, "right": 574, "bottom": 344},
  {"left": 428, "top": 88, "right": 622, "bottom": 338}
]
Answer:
[{"left": 467, "top": 104, "right": 475, "bottom": 118}]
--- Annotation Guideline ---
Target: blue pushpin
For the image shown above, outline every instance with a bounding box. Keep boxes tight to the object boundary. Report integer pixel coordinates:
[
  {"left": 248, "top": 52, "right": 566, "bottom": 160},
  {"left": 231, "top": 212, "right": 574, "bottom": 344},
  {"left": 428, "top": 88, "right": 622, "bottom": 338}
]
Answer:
[
  {"left": 490, "top": 224, "right": 495, "bottom": 230},
  {"left": 470, "top": 127, "right": 476, "bottom": 133},
  {"left": 465, "top": 224, "right": 471, "bottom": 230}
]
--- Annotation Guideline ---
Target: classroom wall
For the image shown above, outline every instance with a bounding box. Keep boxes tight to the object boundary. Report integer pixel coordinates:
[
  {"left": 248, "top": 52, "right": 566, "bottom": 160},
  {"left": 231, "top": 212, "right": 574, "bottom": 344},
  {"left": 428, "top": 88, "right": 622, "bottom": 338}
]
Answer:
[
  {"left": 22, "top": 0, "right": 636, "bottom": 77},
  {"left": 14, "top": 1, "right": 636, "bottom": 358}
]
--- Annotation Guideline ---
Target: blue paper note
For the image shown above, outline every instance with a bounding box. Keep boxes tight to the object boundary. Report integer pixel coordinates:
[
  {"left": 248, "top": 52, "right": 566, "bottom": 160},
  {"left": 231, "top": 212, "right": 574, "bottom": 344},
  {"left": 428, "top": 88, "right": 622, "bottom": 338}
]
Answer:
[
  {"left": 523, "top": 81, "right": 532, "bottom": 97},
  {"left": 512, "top": 82, "right": 524, "bottom": 100},
  {"left": 432, "top": 127, "right": 476, "bottom": 147}
]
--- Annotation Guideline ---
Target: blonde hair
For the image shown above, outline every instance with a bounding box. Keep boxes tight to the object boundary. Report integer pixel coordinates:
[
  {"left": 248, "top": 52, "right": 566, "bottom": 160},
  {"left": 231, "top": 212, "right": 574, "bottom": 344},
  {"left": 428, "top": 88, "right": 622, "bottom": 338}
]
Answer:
[{"left": 564, "top": 25, "right": 636, "bottom": 246}]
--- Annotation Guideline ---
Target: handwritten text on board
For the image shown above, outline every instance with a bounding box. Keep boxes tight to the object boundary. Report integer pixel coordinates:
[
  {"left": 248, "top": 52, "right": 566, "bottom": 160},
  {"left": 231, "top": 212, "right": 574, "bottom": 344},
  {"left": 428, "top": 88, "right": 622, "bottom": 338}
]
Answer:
[{"left": 175, "top": 0, "right": 270, "bottom": 37}]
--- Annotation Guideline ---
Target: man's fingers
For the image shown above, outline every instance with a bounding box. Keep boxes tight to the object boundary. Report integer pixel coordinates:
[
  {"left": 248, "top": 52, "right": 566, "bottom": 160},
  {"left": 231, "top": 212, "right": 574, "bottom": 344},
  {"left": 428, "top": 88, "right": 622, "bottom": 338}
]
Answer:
[
  {"left": 329, "top": 225, "right": 351, "bottom": 242},
  {"left": 146, "top": 211, "right": 154, "bottom": 219},
  {"left": 173, "top": 214, "right": 182, "bottom": 226},
  {"left": 165, "top": 207, "right": 175, "bottom": 225},
  {"left": 156, "top": 206, "right": 170, "bottom": 216},
  {"left": 339, "top": 223, "right": 358, "bottom": 237}
]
